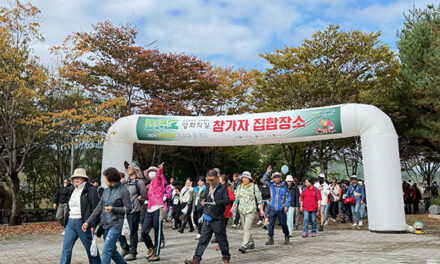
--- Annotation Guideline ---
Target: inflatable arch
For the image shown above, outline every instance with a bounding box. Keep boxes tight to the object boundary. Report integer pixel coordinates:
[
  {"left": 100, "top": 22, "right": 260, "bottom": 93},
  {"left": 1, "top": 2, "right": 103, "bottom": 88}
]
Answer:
[{"left": 102, "top": 103, "right": 406, "bottom": 232}]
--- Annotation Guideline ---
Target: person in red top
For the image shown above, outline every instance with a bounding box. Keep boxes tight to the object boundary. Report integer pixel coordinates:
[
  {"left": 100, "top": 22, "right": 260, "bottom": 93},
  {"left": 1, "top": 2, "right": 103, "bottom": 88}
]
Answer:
[
  {"left": 300, "top": 178, "right": 321, "bottom": 237},
  {"left": 214, "top": 174, "right": 235, "bottom": 251}
]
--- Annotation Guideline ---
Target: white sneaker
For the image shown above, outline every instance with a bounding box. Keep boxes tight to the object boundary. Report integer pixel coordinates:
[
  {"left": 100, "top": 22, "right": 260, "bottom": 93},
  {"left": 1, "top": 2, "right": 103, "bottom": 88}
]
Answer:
[
  {"left": 332, "top": 219, "right": 336, "bottom": 222},
  {"left": 358, "top": 221, "right": 363, "bottom": 227},
  {"left": 352, "top": 223, "right": 358, "bottom": 227},
  {"left": 324, "top": 220, "right": 328, "bottom": 226},
  {"left": 62, "top": 230, "right": 65, "bottom": 236},
  {"left": 257, "top": 220, "right": 262, "bottom": 225},
  {"left": 195, "top": 234, "right": 201, "bottom": 240}
]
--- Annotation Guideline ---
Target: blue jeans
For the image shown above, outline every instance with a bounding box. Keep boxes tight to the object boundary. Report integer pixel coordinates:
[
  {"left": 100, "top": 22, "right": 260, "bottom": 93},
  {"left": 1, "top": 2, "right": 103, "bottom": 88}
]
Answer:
[
  {"left": 324, "top": 203, "right": 330, "bottom": 222},
  {"left": 351, "top": 201, "right": 361, "bottom": 224},
  {"left": 286, "top": 207, "right": 295, "bottom": 234},
  {"left": 360, "top": 202, "right": 367, "bottom": 218},
  {"left": 303, "top": 210, "right": 317, "bottom": 234},
  {"left": 60, "top": 218, "right": 101, "bottom": 264},
  {"left": 102, "top": 226, "right": 126, "bottom": 264}
]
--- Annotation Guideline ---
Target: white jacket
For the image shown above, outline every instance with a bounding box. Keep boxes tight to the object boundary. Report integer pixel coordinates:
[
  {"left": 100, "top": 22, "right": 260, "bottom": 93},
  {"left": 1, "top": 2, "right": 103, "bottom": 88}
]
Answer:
[{"left": 314, "top": 182, "right": 330, "bottom": 205}]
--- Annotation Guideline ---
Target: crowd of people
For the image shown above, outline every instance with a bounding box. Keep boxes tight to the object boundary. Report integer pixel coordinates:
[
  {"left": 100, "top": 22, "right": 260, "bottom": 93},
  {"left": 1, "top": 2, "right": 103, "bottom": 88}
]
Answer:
[
  {"left": 54, "top": 161, "right": 435, "bottom": 264},
  {"left": 402, "top": 180, "right": 438, "bottom": 214}
]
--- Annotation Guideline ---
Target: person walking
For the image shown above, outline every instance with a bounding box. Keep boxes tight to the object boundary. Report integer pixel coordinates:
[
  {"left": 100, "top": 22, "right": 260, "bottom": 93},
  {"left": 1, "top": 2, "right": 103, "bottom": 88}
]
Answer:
[
  {"left": 422, "top": 183, "right": 432, "bottom": 213},
  {"left": 339, "top": 180, "right": 348, "bottom": 223},
  {"left": 172, "top": 185, "right": 182, "bottom": 230},
  {"left": 300, "top": 178, "right": 321, "bottom": 237},
  {"left": 60, "top": 168, "right": 101, "bottom": 264},
  {"left": 179, "top": 178, "right": 195, "bottom": 233},
  {"left": 314, "top": 174, "right": 330, "bottom": 231},
  {"left": 329, "top": 178, "right": 340, "bottom": 222},
  {"left": 192, "top": 177, "right": 206, "bottom": 240},
  {"left": 214, "top": 174, "right": 235, "bottom": 251},
  {"left": 141, "top": 163, "right": 166, "bottom": 262},
  {"left": 83, "top": 167, "right": 131, "bottom": 264},
  {"left": 90, "top": 179, "right": 104, "bottom": 199},
  {"left": 258, "top": 182, "right": 271, "bottom": 230},
  {"left": 54, "top": 177, "right": 74, "bottom": 235},
  {"left": 261, "top": 165, "right": 291, "bottom": 245},
  {"left": 346, "top": 175, "right": 365, "bottom": 227},
  {"left": 184, "top": 170, "right": 231, "bottom": 264},
  {"left": 285, "top": 175, "right": 300, "bottom": 236},
  {"left": 231, "top": 171, "right": 264, "bottom": 253},
  {"left": 118, "top": 161, "right": 147, "bottom": 261},
  {"left": 413, "top": 183, "right": 422, "bottom": 214},
  {"left": 231, "top": 173, "right": 241, "bottom": 228}
]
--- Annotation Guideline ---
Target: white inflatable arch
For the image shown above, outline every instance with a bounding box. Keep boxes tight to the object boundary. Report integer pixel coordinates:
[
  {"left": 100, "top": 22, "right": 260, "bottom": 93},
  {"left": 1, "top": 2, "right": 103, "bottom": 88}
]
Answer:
[{"left": 102, "top": 104, "right": 405, "bottom": 232}]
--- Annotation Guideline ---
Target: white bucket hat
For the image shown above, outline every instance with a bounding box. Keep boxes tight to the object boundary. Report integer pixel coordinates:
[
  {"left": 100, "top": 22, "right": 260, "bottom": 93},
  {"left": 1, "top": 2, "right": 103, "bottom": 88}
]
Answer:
[
  {"left": 286, "top": 175, "right": 294, "bottom": 182},
  {"left": 241, "top": 171, "right": 253, "bottom": 180},
  {"left": 318, "top": 173, "right": 325, "bottom": 178},
  {"left": 70, "top": 168, "right": 89, "bottom": 180}
]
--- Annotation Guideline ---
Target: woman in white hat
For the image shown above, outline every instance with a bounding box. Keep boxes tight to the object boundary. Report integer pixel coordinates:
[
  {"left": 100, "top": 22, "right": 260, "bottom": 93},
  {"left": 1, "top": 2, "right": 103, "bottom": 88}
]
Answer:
[
  {"left": 230, "top": 171, "right": 264, "bottom": 253},
  {"left": 60, "top": 168, "right": 101, "bottom": 264},
  {"left": 285, "top": 175, "right": 300, "bottom": 236}
]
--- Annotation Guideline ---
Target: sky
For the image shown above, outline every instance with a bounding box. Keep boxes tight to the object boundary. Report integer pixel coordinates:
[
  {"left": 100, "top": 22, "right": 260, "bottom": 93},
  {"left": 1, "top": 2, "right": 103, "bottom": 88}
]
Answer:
[{"left": 17, "top": 0, "right": 437, "bottom": 70}]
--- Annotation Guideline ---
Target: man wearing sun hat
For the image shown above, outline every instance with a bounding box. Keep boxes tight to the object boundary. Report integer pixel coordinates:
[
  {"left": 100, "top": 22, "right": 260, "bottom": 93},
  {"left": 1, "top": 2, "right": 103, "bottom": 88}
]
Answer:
[
  {"left": 261, "top": 165, "right": 291, "bottom": 245},
  {"left": 60, "top": 168, "right": 101, "bottom": 264},
  {"left": 231, "top": 171, "right": 264, "bottom": 253}
]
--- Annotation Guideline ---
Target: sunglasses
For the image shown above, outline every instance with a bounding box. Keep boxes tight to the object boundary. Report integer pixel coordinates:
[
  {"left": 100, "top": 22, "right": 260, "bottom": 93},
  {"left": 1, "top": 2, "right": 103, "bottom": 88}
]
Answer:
[{"left": 273, "top": 175, "right": 281, "bottom": 178}]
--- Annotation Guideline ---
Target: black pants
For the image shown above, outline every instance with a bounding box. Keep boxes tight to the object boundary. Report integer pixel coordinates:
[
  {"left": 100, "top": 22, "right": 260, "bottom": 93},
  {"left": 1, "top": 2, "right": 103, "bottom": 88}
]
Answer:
[
  {"left": 193, "top": 208, "right": 203, "bottom": 234},
  {"left": 268, "top": 209, "right": 289, "bottom": 238},
  {"left": 180, "top": 203, "right": 194, "bottom": 230},
  {"left": 413, "top": 200, "right": 419, "bottom": 213},
  {"left": 193, "top": 219, "right": 230, "bottom": 261},
  {"left": 234, "top": 211, "right": 240, "bottom": 225},
  {"left": 119, "top": 211, "right": 141, "bottom": 255},
  {"left": 330, "top": 201, "right": 339, "bottom": 219},
  {"left": 172, "top": 206, "right": 182, "bottom": 228},
  {"left": 141, "top": 209, "right": 162, "bottom": 256}
]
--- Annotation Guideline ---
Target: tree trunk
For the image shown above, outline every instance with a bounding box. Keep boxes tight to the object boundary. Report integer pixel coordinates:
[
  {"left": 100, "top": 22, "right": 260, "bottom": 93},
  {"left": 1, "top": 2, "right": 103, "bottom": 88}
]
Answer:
[{"left": 9, "top": 171, "right": 21, "bottom": 226}]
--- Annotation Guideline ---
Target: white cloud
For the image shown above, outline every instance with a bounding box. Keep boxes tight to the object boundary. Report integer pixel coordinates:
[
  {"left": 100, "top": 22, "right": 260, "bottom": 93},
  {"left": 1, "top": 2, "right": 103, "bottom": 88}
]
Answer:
[{"left": 20, "top": 0, "right": 437, "bottom": 69}]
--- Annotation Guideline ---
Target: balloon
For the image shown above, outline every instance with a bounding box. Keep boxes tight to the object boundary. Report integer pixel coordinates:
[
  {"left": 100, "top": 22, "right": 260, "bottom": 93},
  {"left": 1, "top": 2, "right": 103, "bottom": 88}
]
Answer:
[{"left": 281, "top": 165, "right": 289, "bottom": 174}]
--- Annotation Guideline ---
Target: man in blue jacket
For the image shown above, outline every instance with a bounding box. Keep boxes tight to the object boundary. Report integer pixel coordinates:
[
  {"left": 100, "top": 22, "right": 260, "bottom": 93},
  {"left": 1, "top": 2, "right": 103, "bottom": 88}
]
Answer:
[
  {"left": 261, "top": 165, "right": 291, "bottom": 245},
  {"left": 346, "top": 175, "right": 365, "bottom": 227}
]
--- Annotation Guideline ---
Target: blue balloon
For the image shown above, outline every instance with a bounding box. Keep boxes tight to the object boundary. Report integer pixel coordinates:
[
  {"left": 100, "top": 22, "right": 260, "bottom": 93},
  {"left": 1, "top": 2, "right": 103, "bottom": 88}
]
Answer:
[{"left": 281, "top": 165, "right": 289, "bottom": 174}]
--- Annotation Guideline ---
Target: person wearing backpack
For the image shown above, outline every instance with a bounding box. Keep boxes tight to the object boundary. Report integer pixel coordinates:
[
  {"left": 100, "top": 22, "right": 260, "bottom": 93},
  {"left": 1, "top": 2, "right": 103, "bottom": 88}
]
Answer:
[
  {"left": 300, "top": 177, "right": 321, "bottom": 237},
  {"left": 230, "top": 171, "right": 264, "bottom": 253},
  {"left": 346, "top": 175, "right": 365, "bottom": 227},
  {"left": 118, "top": 161, "right": 147, "bottom": 261}
]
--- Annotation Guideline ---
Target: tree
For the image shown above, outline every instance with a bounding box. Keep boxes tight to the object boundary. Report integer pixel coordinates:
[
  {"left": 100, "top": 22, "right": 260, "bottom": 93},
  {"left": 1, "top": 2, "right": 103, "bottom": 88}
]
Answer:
[
  {"left": 252, "top": 24, "right": 401, "bottom": 177},
  {"left": 0, "top": 1, "right": 49, "bottom": 225},
  {"left": 397, "top": 4, "right": 440, "bottom": 150}
]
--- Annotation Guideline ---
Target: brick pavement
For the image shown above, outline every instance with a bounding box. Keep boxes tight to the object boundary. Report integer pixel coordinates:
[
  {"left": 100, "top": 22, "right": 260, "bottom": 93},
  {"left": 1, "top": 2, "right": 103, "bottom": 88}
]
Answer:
[{"left": 0, "top": 222, "right": 439, "bottom": 264}]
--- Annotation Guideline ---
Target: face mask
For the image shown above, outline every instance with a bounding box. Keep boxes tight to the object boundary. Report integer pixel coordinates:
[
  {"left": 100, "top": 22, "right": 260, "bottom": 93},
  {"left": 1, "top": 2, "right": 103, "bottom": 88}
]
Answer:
[{"left": 149, "top": 171, "right": 157, "bottom": 178}]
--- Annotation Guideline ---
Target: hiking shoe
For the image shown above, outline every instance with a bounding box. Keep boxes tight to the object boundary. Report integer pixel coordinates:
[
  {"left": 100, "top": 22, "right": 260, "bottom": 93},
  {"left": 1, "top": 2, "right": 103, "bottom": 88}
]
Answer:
[
  {"left": 311, "top": 233, "right": 317, "bottom": 237},
  {"left": 302, "top": 233, "right": 308, "bottom": 238},
  {"left": 257, "top": 220, "right": 262, "bottom": 225},
  {"left": 178, "top": 229, "right": 184, "bottom": 233},
  {"left": 319, "top": 225, "right": 324, "bottom": 232},
  {"left": 265, "top": 237, "right": 274, "bottom": 245},
  {"left": 124, "top": 254, "right": 136, "bottom": 261},
  {"left": 231, "top": 224, "right": 237, "bottom": 229},
  {"left": 62, "top": 230, "right": 65, "bottom": 236},
  {"left": 195, "top": 234, "right": 201, "bottom": 240},
  {"left": 239, "top": 246, "right": 247, "bottom": 253},
  {"left": 324, "top": 220, "right": 328, "bottom": 226},
  {"left": 121, "top": 249, "right": 129, "bottom": 257},
  {"left": 246, "top": 244, "right": 255, "bottom": 250},
  {"left": 284, "top": 235, "right": 289, "bottom": 244},
  {"left": 352, "top": 223, "right": 358, "bottom": 227},
  {"left": 189, "top": 227, "right": 195, "bottom": 233},
  {"left": 147, "top": 255, "right": 160, "bottom": 262},
  {"left": 184, "top": 259, "right": 200, "bottom": 264},
  {"left": 359, "top": 221, "right": 363, "bottom": 227}
]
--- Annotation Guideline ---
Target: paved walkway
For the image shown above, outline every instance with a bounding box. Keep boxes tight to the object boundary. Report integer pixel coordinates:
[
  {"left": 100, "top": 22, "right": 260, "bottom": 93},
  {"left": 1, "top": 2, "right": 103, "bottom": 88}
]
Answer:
[{"left": 1, "top": 222, "right": 439, "bottom": 264}]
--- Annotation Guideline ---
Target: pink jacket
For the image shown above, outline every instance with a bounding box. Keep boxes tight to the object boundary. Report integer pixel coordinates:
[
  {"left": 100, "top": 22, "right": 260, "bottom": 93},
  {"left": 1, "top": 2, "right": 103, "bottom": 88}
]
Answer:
[{"left": 147, "top": 168, "right": 166, "bottom": 209}]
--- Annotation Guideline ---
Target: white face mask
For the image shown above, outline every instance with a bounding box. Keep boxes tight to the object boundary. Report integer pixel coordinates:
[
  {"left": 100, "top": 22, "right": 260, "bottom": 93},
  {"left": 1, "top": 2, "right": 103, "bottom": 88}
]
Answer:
[{"left": 149, "top": 171, "right": 157, "bottom": 178}]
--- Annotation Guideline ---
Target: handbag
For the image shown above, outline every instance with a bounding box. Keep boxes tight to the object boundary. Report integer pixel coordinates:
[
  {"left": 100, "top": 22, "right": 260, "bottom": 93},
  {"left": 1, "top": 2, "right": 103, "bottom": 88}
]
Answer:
[
  {"left": 344, "top": 186, "right": 356, "bottom": 205},
  {"left": 95, "top": 218, "right": 104, "bottom": 238},
  {"left": 151, "top": 191, "right": 167, "bottom": 220}
]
